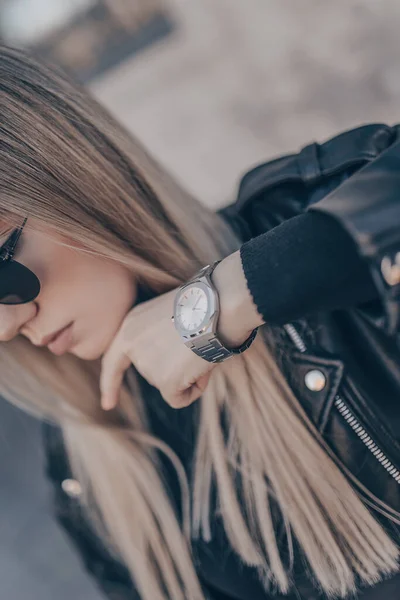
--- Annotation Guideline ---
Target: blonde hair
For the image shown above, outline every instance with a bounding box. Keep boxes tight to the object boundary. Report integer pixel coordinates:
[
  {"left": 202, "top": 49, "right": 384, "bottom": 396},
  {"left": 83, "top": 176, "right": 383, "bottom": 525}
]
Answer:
[{"left": 0, "top": 46, "right": 398, "bottom": 600}]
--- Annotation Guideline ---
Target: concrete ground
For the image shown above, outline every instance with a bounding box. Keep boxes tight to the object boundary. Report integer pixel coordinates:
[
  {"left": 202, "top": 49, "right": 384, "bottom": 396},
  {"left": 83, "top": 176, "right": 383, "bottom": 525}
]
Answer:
[{"left": 1, "top": 1, "right": 400, "bottom": 598}]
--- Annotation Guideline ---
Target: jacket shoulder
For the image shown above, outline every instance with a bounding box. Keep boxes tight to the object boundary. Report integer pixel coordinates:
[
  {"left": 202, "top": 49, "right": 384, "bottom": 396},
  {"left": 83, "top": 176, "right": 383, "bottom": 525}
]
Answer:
[{"left": 225, "top": 123, "right": 396, "bottom": 238}]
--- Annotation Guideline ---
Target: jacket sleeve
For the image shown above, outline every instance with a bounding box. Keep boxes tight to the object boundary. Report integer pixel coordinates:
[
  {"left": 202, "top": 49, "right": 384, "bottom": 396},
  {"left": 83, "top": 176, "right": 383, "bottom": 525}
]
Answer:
[
  {"left": 239, "top": 211, "right": 379, "bottom": 327},
  {"left": 230, "top": 123, "right": 400, "bottom": 335},
  {"left": 42, "top": 422, "right": 140, "bottom": 600},
  {"left": 308, "top": 136, "right": 400, "bottom": 335}
]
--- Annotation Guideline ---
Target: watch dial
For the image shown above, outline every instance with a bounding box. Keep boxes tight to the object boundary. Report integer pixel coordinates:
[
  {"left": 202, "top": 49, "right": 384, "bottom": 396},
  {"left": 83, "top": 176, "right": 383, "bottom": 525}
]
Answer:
[{"left": 176, "top": 286, "right": 208, "bottom": 331}]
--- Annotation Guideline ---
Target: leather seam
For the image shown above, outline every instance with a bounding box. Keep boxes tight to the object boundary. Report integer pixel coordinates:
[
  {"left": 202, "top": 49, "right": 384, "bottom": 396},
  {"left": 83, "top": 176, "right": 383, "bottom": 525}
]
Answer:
[
  {"left": 318, "top": 361, "right": 344, "bottom": 433},
  {"left": 291, "top": 352, "right": 344, "bottom": 434}
]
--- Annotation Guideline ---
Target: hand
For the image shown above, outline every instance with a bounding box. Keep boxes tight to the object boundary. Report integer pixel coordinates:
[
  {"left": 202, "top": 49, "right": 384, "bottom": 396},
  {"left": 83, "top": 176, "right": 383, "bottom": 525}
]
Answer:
[
  {"left": 100, "top": 288, "right": 218, "bottom": 410},
  {"left": 100, "top": 251, "right": 262, "bottom": 412}
]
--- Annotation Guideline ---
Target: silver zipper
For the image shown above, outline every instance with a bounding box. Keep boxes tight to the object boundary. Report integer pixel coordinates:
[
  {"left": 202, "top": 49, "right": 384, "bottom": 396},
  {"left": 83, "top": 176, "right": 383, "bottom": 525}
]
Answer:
[
  {"left": 283, "top": 324, "right": 307, "bottom": 353},
  {"left": 283, "top": 323, "right": 400, "bottom": 485}
]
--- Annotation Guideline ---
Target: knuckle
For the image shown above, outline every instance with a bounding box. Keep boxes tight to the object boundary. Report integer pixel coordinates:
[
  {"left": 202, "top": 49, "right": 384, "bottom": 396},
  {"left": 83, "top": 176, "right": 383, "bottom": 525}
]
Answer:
[
  {"left": 121, "top": 320, "right": 134, "bottom": 342},
  {"left": 165, "top": 398, "right": 182, "bottom": 409},
  {"left": 120, "top": 313, "right": 138, "bottom": 342},
  {"left": 163, "top": 392, "right": 188, "bottom": 410}
]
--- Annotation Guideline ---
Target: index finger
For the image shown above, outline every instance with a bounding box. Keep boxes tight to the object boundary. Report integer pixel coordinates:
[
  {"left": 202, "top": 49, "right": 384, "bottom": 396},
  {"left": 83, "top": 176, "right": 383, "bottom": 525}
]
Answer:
[{"left": 100, "top": 345, "right": 131, "bottom": 411}]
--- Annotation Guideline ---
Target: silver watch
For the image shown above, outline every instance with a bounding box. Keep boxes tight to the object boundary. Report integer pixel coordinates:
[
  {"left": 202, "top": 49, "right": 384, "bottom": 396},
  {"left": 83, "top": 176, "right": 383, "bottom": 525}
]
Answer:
[{"left": 171, "top": 259, "right": 258, "bottom": 363}]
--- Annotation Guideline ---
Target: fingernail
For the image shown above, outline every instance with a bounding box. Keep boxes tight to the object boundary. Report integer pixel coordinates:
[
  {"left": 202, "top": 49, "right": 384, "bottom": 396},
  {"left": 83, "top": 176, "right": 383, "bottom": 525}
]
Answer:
[{"left": 101, "top": 396, "right": 114, "bottom": 411}]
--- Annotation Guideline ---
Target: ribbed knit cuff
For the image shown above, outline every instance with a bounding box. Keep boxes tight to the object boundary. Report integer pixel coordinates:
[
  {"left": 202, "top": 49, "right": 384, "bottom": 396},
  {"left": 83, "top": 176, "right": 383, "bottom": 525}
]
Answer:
[{"left": 239, "top": 212, "right": 378, "bottom": 326}]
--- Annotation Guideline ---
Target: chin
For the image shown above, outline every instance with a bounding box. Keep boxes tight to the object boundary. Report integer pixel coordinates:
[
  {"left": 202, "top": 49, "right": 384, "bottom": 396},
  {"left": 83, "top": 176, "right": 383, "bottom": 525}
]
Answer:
[
  {"left": 69, "top": 340, "right": 105, "bottom": 361},
  {"left": 68, "top": 316, "right": 126, "bottom": 361},
  {"left": 69, "top": 329, "right": 114, "bottom": 361}
]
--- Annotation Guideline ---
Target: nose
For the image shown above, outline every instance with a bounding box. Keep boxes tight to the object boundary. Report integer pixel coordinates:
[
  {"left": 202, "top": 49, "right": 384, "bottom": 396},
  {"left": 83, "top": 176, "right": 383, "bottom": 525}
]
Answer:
[{"left": 0, "top": 301, "right": 38, "bottom": 342}]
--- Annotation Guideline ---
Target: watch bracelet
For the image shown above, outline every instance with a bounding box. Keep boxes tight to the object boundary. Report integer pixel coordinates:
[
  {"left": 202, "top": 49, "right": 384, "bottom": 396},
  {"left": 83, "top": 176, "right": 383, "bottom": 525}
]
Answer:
[
  {"left": 189, "top": 327, "right": 258, "bottom": 363},
  {"left": 189, "top": 259, "right": 258, "bottom": 363}
]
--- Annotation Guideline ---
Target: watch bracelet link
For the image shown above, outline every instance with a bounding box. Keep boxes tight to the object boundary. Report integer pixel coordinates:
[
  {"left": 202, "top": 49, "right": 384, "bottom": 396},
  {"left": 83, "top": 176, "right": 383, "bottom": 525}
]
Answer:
[{"left": 189, "top": 328, "right": 258, "bottom": 363}]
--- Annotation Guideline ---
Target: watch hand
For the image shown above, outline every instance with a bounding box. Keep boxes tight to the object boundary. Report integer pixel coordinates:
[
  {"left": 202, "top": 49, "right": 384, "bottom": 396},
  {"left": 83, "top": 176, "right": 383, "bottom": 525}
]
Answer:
[{"left": 192, "top": 296, "right": 201, "bottom": 310}]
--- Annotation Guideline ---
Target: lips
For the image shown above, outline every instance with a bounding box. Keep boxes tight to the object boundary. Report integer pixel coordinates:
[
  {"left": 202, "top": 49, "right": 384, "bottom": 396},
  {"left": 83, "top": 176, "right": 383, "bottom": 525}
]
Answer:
[
  {"left": 38, "top": 323, "right": 71, "bottom": 347},
  {"left": 46, "top": 322, "right": 74, "bottom": 355}
]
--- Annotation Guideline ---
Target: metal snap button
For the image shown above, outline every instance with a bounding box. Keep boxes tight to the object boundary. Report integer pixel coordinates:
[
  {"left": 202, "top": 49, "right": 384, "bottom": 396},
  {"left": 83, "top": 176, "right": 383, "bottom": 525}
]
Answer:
[
  {"left": 61, "top": 478, "right": 82, "bottom": 498},
  {"left": 381, "top": 253, "right": 400, "bottom": 286},
  {"left": 304, "top": 369, "right": 326, "bottom": 392}
]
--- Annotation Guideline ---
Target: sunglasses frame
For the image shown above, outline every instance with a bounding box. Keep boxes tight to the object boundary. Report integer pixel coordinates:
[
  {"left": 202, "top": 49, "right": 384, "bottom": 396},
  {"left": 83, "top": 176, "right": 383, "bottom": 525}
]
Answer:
[{"left": 0, "top": 218, "right": 28, "bottom": 264}]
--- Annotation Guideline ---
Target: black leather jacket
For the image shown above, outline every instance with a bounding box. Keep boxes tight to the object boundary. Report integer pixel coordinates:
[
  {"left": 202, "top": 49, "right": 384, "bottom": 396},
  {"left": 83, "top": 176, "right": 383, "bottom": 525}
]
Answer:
[{"left": 42, "top": 123, "right": 400, "bottom": 600}]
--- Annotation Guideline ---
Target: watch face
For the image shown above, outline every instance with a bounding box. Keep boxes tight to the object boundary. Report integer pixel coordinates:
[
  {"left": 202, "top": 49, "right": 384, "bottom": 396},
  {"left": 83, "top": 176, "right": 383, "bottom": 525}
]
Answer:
[{"left": 176, "top": 285, "right": 209, "bottom": 332}]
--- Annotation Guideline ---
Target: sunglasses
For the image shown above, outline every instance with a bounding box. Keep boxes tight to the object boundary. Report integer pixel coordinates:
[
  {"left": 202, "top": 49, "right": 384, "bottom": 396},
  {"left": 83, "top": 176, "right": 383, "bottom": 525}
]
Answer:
[{"left": 0, "top": 218, "right": 41, "bottom": 305}]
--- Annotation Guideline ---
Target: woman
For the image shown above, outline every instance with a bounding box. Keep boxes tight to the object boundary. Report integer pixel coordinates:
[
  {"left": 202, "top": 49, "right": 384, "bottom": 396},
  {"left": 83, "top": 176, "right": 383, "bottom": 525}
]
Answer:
[{"left": 0, "top": 45, "right": 399, "bottom": 600}]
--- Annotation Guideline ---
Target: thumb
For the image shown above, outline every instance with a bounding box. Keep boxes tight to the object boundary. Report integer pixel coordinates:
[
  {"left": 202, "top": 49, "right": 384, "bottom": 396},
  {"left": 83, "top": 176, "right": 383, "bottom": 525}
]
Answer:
[
  {"left": 177, "top": 371, "right": 213, "bottom": 407},
  {"left": 100, "top": 347, "right": 131, "bottom": 411}
]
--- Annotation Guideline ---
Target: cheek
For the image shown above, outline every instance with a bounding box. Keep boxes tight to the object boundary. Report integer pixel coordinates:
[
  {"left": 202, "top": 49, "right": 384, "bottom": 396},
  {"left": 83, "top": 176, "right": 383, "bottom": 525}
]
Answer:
[
  {"left": 23, "top": 236, "right": 137, "bottom": 359},
  {"left": 16, "top": 231, "right": 72, "bottom": 288},
  {"left": 75, "top": 261, "right": 136, "bottom": 313},
  {"left": 66, "top": 262, "right": 137, "bottom": 359}
]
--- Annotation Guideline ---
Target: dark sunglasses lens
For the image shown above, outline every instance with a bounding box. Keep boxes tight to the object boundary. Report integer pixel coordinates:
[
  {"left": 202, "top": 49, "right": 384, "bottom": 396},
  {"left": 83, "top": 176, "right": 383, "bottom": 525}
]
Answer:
[{"left": 0, "top": 261, "right": 40, "bottom": 305}]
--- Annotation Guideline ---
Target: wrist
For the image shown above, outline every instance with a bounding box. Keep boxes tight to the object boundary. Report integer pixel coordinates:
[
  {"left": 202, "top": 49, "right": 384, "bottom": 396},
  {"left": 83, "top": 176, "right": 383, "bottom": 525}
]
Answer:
[{"left": 211, "top": 250, "right": 264, "bottom": 348}]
